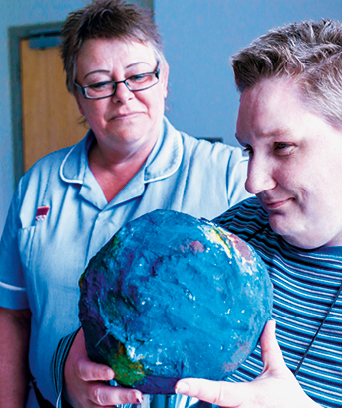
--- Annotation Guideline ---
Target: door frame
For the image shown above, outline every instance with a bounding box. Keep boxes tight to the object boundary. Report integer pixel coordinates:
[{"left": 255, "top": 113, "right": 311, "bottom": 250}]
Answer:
[
  {"left": 8, "top": 0, "right": 154, "bottom": 187},
  {"left": 9, "top": 21, "right": 64, "bottom": 186}
]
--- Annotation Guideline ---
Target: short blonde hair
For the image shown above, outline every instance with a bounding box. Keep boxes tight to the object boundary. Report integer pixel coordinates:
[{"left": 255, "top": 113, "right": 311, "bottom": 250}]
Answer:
[{"left": 232, "top": 19, "right": 342, "bottom": 129}]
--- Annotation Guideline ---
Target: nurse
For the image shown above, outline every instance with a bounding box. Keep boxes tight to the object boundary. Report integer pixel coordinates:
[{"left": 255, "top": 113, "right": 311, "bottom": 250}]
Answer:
[{"left": 0, "top": 1, "right": 248, "bottom": 407}]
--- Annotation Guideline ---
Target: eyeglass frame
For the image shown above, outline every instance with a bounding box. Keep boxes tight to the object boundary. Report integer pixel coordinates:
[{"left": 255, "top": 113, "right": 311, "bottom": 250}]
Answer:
[{"left": 74, "top": 62, "right": 161, "bottom": 100}]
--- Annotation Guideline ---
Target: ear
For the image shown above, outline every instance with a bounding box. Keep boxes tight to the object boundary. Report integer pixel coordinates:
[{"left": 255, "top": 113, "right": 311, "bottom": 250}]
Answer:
[{"left": 161, "top": 61, "right": 170, "bottom": 99}]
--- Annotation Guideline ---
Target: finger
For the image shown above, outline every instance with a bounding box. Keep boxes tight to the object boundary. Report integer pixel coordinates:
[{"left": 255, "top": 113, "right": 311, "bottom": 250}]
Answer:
[
  {"left": 175, "top": 378, "right": 246, "bottom": 407},
  {"left": 76, "top": 358, "right": 115, "bottom": 382},
  {"left": 88, "top": 383, "right": 144, "bottom": 406},
  {"left": 72, "top": 329, "right": 115, "bottom": 382},
  {"left": 260, "top": 320, "right": 286, "bottom": 373}
]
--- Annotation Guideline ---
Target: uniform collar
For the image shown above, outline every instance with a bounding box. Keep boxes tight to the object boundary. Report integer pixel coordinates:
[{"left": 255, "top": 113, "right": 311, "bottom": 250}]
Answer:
[
  {"left": 143, "top": 116, "right": 183, "bottom": 182},
  {"left": 59, "top": 131, "right": 94, "bottom": 185},
  {"left": 59, "top": 116, "right": 183, "bottom": 185}
]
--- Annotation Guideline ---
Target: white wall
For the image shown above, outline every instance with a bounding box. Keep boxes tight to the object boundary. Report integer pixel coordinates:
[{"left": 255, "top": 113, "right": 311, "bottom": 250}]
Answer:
[
  {"left": 1, "top": 0, "right": 342, "bottom": 234},
  {"left": 156, "top": 0, "right": 342, "bottom": 144}
]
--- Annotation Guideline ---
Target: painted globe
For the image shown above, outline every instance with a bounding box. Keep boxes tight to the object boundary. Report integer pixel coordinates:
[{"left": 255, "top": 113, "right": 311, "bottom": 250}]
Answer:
[{"left": 79, "top": 209, "right": 273, "bottom": 394}]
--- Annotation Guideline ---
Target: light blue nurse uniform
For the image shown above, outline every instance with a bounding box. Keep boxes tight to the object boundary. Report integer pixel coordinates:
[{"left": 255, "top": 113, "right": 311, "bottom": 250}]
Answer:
[{"left": 0, "top": 117, "right": 249, "bottom": 407}]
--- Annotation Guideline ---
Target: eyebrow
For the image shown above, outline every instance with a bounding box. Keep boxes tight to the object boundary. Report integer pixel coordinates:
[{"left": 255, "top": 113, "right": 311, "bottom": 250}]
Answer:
[
  {"left": 83, "top": 62, "right": 153, "bottom": 80},
  {"left": 235, "top": 128, "right": 291, "bottom": 143},
  {"left": 84, "top": 69, "right": 110, "bottom": 79}
]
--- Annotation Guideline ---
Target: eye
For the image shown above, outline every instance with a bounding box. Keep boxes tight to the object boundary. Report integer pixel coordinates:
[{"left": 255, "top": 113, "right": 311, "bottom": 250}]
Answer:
[
  {"left": 128, "top": 73, "right": 150, "bottom": 83},
  {"left": 273, "top": 142, "right": 295, "bottom": 155},
  {"left": 88, "top": 81, "right": 112, "bottom": 90}
]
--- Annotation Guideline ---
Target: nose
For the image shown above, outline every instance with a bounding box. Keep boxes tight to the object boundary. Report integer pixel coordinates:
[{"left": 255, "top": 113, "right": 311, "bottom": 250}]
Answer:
[
  {"left": 111, "top": 81, "right": 134, "bottom": 104},
  {"left": 245, "top": 156, "right": 277, "bottom": 195}
]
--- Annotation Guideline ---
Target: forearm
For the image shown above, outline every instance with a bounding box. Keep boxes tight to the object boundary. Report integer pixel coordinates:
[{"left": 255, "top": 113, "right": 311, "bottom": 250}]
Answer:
[{"left": 0, "top": 307, "right": 31, "bottom": 407}]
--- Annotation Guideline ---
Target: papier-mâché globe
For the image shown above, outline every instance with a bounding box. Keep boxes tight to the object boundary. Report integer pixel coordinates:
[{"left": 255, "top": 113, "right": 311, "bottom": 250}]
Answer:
[{"left": 79, "top": 209, "right": 273, "bottom": 394}]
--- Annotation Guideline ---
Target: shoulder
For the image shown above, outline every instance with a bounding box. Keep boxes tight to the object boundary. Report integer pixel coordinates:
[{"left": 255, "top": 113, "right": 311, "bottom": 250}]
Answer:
[
  {"left": 21, "top": 146, "right": 73, "bottom": 184},
  {"left": 161, "top": 117, "right": 247, "bottom": 183},
  {"left": 181, "top": 131, "right": 242, "bottom": 160},
  {"left": 14, "top": 141, "right": 83, "bottom": 218},
  {"left": 213, "top": 197, "right": 269, "bottom": 240},
  {"left": 163, "top": 117, "right": 245, "bottom": 163},
  {"left": 18, "top": 133, "right": 88, "bottom": 194},
  {"left": 179, "top": 133, "right": 248, "bottom": 190}
]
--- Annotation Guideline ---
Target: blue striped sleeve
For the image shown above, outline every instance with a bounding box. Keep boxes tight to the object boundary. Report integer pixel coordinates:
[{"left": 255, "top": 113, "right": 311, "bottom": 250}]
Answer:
[{"left": 50, "top": 328, "right": 80, "bottom": 408}]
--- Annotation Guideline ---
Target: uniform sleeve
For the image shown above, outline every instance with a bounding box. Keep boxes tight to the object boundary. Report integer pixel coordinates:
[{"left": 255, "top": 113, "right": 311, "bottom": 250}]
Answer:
[
  {"left": 0, "top": 182, "right": 29, "bottom": 310},
  {"left": 225, "top": 147, "right": 251, "bottom": 208},
  {"left": 50, "top": 329, "right": 80, "bottom": 408}
]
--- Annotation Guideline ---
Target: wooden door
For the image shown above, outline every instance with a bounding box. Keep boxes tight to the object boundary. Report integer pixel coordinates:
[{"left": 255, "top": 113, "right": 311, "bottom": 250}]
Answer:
[{"left": 20, "top": 39, "right": 87, "bottom": 172}]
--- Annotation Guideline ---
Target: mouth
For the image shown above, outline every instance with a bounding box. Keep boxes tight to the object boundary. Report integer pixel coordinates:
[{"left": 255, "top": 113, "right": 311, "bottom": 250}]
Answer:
[
  {"left": 262, "top": 197, "right": 293, "bottom": 211},
  {"left": 111, "top": 112, "right": 142, "bottom": 121}
]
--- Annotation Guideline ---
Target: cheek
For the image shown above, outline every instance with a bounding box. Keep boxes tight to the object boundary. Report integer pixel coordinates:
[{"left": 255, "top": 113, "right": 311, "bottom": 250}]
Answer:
[
  {"left": 276, "top": 159, "right": 312, "bottom": 190},
  {"left": 274, "top": 166, "right": 298, "bottom": 189},
  {"left": 83, "top": 101, "right": 107, "bottom": 122},
  {"left": 138, "top": 92, "right": 165, "bottom": 118},
  {"left": 148, "top": 83, "right": 167, "bottom": 109}
]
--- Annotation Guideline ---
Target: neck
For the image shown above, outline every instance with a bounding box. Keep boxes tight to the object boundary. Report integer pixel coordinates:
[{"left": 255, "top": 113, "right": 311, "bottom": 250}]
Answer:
[{"left": 88, "top": 136, "right": 158, "bottom": 202}]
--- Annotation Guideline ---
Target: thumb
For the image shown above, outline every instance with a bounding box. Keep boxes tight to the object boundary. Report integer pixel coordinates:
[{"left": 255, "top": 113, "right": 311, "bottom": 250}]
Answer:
[
  {"left": 175, "top": 378, "right": 246, "bottom": 407},
  {"left": 260, "top": 320, "right": 286, "bottom": 374},
  {"left": 68, "top": 329, "right": 115, "bottom": 381},
  {"left": 77, "top": 357, "right": 115, "bottom": 382}
]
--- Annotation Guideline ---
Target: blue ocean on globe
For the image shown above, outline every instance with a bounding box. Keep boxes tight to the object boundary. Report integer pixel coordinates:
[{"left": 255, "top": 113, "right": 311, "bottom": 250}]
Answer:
[{"left": 79, "top": 209, "right": 273, "bottom": 394}]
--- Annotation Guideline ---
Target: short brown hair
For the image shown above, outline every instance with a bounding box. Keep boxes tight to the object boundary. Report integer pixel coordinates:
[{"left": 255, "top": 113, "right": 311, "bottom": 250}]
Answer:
[
  {"left": 232, "top": 19, "right": 342, "bottom": 129},
  {"left": 61, "top": 0, "right": 166, "bottom": 94}
]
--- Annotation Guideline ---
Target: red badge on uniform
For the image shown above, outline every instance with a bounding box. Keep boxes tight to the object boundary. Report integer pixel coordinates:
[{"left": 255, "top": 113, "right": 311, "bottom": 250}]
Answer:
[{"left": 35, "top": 206, "right": 50, "bottom": 221}]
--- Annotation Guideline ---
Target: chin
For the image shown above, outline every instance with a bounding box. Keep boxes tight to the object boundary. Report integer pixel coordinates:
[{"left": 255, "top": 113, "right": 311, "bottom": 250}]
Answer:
[
  {"left": 277, "top": 228, "right": 327, "bottom": 250},
  {"left": 268, "top": 216, "right": 291, "bottom": 236},
  {"left": 281, "top": 235, "right": 314, "bottom": 249},
  {"left": 269, "top": 218, "right": 305, "bottom": 248}
]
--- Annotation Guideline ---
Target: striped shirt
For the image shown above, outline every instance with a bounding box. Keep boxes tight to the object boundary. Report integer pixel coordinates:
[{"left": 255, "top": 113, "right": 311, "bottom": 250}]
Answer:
[{"left": 214, "top": 197, "right": 342, "bottom": 408}]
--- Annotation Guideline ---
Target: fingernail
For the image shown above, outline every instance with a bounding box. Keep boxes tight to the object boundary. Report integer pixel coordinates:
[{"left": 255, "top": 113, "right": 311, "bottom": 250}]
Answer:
[
  {"left": 102, "top": 368, "right": 114, "bottom": 379},
  {"left": 175, "top": 381, "right": 189, "bottom": 395},
  {"left": 132, "top": 391, "right": 143, "bottom": 404}
]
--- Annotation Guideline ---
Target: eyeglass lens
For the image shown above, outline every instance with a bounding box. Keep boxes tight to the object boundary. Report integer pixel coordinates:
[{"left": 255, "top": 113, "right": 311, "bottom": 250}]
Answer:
[{"left": 85, "top": 72, "right": 159, "bottom": 99}]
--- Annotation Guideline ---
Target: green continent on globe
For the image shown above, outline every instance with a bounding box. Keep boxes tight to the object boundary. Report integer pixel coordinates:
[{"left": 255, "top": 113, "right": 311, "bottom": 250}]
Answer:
[
  {"left": 79, "top": 209, "right": 273, "bottom": 394},
  {"left": 108, "top": 342, "right": 146, "bottom": 386}
]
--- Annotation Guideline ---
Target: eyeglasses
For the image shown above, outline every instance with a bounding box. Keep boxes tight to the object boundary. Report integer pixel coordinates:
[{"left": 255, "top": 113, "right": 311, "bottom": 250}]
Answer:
[{"left": 74, "top": 63, "right": 160, "bottom": 100}]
